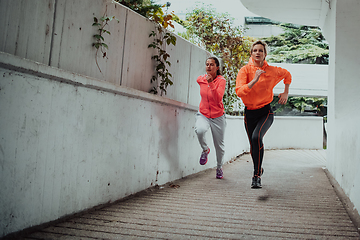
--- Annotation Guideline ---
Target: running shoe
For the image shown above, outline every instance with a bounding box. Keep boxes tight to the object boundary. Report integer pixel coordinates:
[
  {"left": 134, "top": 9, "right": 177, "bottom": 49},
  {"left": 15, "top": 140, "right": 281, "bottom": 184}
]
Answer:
[
  {"left": 251, "top": 176, "right": 257, "bottom": 188},
  {"left": 216, "top": 168, "right": 223, "bottom": 179},
  {"left": 251, "top": 175, "right": 262, "bottom": 188},
  {"left": 256, "top": 177, "right": 262, "bottom": 188},
  {"left": 199, "top": 148, "right": 210, "bottom": 165}
]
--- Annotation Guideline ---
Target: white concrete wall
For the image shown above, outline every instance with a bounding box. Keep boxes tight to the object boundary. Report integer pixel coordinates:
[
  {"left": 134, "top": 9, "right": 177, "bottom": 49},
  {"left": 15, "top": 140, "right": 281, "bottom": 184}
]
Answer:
[
  {"left": 272, "top": 63, "right": 328, "bottom": 97},
  {"left": 244, "top": 24, "right": 284, "bottom": 38},
  {"left": 323, "top": 0, "right": 360, "bottom": 217},
  {"left": 226, "top": 115, "right": 323, "bottom": 151},
  {"left": 0, "top": 0, "right": 203, "bottom": 106},
  {"left": 266, "top": 116, "right": 323, "bottom": 150},
  {"left": 0, "top": 0, "right": 54, "bottom": 65}
]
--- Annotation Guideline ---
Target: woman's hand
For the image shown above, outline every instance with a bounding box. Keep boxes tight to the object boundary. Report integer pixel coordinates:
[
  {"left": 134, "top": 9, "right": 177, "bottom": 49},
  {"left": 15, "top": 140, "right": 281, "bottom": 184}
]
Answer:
[
  {"left": 254, "top": 69, "right": 266, "bottom": 82},
  {"left": 278, "top": 92, "right": 288, "bottom": 105},
  {"left": 278, "top": 84, "right": 290, "bottom": 105},
  {"left": 248, "top": 69, "right": 266, "bottom": 89},
  {"left": 206, "top": 74, "right": 214, "bottom": 83}
]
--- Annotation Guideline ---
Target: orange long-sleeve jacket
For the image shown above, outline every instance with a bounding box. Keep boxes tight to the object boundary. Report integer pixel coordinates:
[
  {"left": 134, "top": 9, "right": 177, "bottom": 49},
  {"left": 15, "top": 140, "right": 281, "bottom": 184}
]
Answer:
[
  {"left": 197, "top": 74, "right": 226, "bottom": 118},
  {"left": 236, "top": 58, "right": 292, "bottom": 110}
]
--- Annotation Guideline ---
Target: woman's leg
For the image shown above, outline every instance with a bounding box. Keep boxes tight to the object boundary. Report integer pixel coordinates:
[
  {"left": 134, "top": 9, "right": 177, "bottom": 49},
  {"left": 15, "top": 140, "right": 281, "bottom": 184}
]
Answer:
[
  {"left": 195, "top": 112, "right": 210, "bottom": 151},
  {"left": 244, "top": 114, "right": 257, "bottom": 170},
  {"left": 245, "top": 112, "right": 274, "bottom": 176},
  {"left": 210, "top": 114, "right": 226, "bottom": 169}
]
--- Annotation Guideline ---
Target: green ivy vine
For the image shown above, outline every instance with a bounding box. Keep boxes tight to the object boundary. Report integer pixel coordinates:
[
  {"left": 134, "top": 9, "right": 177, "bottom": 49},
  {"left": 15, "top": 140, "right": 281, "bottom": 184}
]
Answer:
[
  {"left": 92, "top": 13, "right": 119, "bottom": 73},
  {"left": 148, "top": 25, "right": 177, "bottom": 95},
  {"left": 146, "top": 8, "right": 177, "bottom": 95}
]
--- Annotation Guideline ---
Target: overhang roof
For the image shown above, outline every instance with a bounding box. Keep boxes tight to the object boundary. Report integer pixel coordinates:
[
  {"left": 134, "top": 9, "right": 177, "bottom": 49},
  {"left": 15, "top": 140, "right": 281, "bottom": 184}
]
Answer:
[{"left": 240, "top": 0, "right": 329, "bottom": 27}]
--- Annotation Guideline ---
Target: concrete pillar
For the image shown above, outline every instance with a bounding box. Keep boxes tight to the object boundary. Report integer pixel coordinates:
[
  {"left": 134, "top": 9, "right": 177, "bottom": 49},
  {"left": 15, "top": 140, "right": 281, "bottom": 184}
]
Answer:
[{"left": 326, "top": 0, "right": 360, "bottom": 213}]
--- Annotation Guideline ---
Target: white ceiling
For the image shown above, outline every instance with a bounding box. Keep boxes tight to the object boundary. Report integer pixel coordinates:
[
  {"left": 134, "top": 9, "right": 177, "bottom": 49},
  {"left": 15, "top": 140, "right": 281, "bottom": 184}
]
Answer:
[{"left": 240, "top": 0, "right": 329, "bottom": 27}]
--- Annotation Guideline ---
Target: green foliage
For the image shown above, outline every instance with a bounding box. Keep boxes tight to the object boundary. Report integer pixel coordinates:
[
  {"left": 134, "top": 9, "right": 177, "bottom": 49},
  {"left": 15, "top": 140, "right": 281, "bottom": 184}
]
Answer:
[
  {"left": 115, "top": 0, "right": 162, "bottom": 19},
  {"left": 148, "top": 26, "right": 176, "bottom": 95},
  {"left": 147, "top": 7, "right": 177, "bottom": 95},
  {"left": 271, "top": 96, "right": 327, "bottom": 116},
  {"left": 172, "top": 14, "right": 185, "bottom": 26},
  {"left": 262, "top": 24, "right": 329, "bottom": 64},
  {"left": 116, "top": 0, "right": 175, "bottom": 29},
  {"left": 184, "top": 4, "right": 252, "bottom": 114},
  {"left": 92, "top": 14, "right": 119, "bottom": 73}
]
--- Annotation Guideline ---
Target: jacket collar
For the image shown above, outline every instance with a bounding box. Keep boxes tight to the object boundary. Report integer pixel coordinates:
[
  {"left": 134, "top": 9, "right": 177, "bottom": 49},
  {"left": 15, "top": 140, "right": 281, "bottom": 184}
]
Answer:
[
  {"left": 203, "top": 74, "right": 220, "bottom": 81},
  {"left": 248, "top": 57, "right": 269, "bottom": 69}
]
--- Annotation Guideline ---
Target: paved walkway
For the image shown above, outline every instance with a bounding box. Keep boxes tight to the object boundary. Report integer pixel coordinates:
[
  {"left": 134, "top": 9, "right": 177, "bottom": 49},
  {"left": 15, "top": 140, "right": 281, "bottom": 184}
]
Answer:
[{"left": 19, "top": 150, "right": 360, "bottom": 239}]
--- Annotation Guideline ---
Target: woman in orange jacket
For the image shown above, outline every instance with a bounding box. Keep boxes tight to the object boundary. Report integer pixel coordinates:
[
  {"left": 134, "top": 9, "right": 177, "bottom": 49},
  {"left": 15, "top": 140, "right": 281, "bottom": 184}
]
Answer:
[
  {"left": 236, "top": 40, "right": 292, "bottom": 188},
  {"left": 195, "top": 57, "right": 226, "bottom": 179}
]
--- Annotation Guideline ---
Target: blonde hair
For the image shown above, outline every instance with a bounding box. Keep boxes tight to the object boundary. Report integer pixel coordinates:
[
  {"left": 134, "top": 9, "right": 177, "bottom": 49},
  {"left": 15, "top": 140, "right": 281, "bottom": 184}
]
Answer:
[{"left": 250, "top": 40, "right": 268, "bottom": 55}]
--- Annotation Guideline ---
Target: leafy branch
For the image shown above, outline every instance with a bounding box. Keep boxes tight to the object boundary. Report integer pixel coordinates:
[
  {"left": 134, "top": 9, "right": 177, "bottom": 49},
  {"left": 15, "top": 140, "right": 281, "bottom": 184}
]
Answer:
[
  {"left": 92, "top": 14, "right": 119, "bottom": 73},
  {"left": 148, "top": 26, "right": 176, "bottom": 95},
  {"left": 262, "top": 24, "right": 329, "bottom": 64},
  {"left": 148, "top": 9, "right": 177, "bottom": 95}
]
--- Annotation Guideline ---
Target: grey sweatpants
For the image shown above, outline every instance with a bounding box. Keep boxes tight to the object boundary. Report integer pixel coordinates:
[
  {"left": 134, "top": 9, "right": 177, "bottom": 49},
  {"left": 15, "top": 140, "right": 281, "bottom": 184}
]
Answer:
[{"left": 195, "top": 112, "right": 226, "bottom": 169}]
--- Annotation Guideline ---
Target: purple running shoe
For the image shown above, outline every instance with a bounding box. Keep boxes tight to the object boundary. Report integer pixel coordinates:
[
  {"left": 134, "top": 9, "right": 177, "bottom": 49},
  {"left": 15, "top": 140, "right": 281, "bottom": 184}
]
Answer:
[
  {"left": 216, "top": 168, "right": 223, "bottom": 179},
  {"left": 199, "top": 148, "right": 210, "bottom": 165}
]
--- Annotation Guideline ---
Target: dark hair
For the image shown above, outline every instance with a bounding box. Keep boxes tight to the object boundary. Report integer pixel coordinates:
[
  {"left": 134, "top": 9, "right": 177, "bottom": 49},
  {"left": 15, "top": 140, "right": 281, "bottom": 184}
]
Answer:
[{"left": 206, "top": 57, "right": 221, "bottom": 76}]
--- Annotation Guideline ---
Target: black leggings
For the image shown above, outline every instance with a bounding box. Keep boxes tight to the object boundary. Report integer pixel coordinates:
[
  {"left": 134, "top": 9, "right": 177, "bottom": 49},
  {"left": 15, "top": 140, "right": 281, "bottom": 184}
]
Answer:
[{"left": 244, "top": 104, "right": 274, "bottom": 177}]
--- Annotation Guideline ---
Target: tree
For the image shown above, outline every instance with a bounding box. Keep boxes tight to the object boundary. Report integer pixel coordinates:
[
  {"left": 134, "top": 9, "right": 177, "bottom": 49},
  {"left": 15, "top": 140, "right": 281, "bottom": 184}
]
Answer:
[
  {"left": 115, "top": 0, "right": 162, "bottom": 18},
  {"left": 262, "top": 24, "right": 329, "bottom": 64},
  {"left": 183, "top": 4, "right": 252, "bottom": 114}
]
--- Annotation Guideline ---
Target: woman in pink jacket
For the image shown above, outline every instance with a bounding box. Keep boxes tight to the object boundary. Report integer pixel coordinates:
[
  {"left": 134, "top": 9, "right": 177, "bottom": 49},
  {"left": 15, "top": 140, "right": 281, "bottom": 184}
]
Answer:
[{"left": 195, "top": 57, "right": 227, "bottom": 179}]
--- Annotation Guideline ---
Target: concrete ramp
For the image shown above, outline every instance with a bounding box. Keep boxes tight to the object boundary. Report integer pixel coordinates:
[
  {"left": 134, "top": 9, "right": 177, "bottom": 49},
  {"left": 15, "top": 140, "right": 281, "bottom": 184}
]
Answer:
[{"left": 17, "top": 150, "right": 360, "bottom": 239}]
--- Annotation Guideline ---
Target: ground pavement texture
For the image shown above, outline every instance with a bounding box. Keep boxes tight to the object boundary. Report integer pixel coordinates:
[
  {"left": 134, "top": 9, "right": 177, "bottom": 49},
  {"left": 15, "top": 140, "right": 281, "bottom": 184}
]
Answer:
[{"left": 9, "top": 150, "right": 360, "bottom": 239}]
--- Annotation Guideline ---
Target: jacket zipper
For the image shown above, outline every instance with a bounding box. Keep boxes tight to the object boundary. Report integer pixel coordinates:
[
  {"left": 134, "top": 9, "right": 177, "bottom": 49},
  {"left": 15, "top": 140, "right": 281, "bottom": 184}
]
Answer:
[{"left": 207, "top": 84, "right": 211, "bottom": 118}]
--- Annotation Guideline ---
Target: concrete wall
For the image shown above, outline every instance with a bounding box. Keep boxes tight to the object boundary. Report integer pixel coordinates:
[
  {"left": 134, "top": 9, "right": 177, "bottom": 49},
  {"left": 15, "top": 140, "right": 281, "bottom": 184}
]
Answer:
[
  {"left": 272, "top": 63, "right": 328, "bottom": 97},
  {"left": 266, "top": 116, "right": 323, "bottom": 150},
  {"left": 0, "top": 0, "right": 204, "bottom": 106},
  {"left": 244, "top": 24, "right": 284, "bottom": 38},
  {"left": 227, "top": 115, "right": 323, "bottom": 151},
  {"left": 323, "top": 0, "right": 360, "bottom": 218}
]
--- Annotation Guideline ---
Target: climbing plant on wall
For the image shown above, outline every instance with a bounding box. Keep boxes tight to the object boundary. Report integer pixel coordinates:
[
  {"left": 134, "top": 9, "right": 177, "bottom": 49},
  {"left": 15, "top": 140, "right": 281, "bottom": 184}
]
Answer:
[
  {"left": 92, "top": 6, "right": 119, "bottom": 73},
  {"left": 148, "top": 24, "right": 177, "bottom": 95},
  {"left": 116, "top": 0, "right": 177, "bottom": 95}
]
